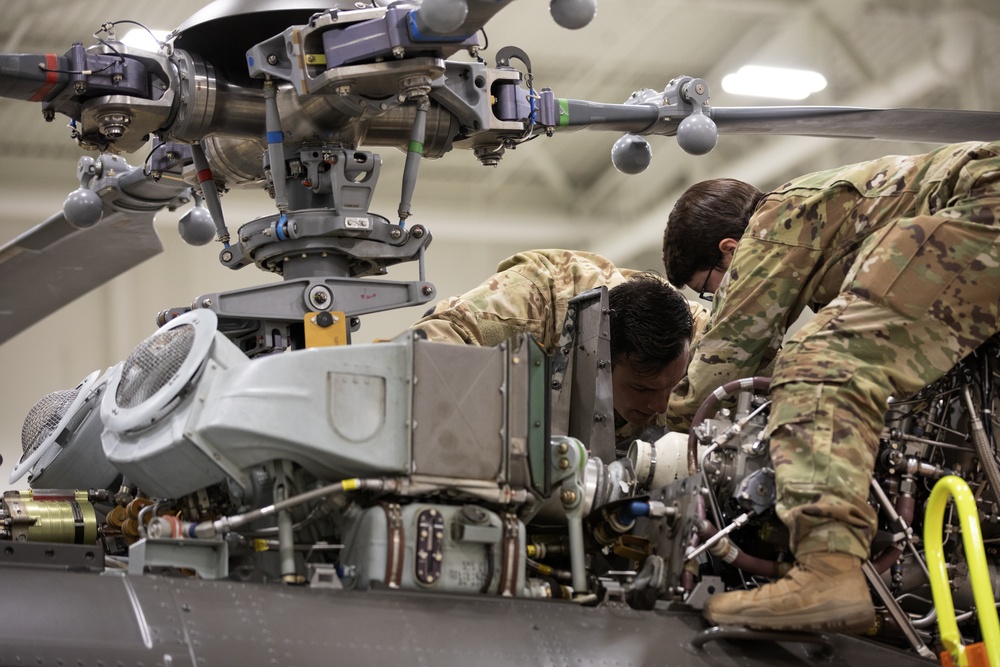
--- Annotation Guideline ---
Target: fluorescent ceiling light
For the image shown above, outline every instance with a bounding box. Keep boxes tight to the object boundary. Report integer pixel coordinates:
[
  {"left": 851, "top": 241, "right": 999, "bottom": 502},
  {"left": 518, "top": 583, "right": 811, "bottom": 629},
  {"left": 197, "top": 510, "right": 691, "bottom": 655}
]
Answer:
[
  {"left": 721, "top": 65, "right": 827, "bottom": 101},
  {"left": 121, "top": 28, "right": 170, "bottom": 52}
]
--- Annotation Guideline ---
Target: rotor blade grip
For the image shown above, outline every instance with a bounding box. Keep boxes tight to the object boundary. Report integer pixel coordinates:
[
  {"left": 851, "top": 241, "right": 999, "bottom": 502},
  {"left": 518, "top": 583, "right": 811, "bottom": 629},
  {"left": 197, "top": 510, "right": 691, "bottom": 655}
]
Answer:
[{"left": 0, "top": 54, "right": 69, "bottom": 101}]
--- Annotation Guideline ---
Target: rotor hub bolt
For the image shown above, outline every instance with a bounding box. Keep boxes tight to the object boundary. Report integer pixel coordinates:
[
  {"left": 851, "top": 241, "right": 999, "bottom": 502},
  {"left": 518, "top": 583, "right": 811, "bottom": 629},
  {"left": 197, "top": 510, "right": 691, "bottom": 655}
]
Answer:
[
  {"left": 422, "top": 285, "right": 433, "bottom": 296},
  {"left": 561, "top": 490, "right": 577, "bottom": 505},
  {"left": 308, "top": 285, "right": 334, "bottom": 311},
  {"left": 399, "top": 76, "right": 432, "bottom": 100},
  {"left": 410, "top": 225, "right": 425, "bottom": 239},
  {"left": 221, "top": 251, "right": 233, "bottom": 262},
  {"left": 267, "top": 54, "right": 280, "bottom": 66},
  {"left": 389, "top": 227, "right": 403, "bottom": 240},
  {"left": 98, "top": 113, "right": 132, "bottom": 139}
]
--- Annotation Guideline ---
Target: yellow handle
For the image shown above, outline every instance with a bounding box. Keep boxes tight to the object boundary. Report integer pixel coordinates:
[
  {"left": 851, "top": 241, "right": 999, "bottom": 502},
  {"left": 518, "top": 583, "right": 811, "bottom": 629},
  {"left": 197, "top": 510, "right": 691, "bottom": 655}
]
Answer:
[{"left": 924, "top": 475, "right": 1000, "bottom": 667}]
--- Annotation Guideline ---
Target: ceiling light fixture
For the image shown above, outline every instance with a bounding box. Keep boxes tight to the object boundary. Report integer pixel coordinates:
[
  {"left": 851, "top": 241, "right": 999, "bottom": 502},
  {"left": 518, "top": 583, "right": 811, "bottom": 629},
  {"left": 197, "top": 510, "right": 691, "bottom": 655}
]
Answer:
[{"left": 721, "top": 65, "right": 827, "bottom": 101}]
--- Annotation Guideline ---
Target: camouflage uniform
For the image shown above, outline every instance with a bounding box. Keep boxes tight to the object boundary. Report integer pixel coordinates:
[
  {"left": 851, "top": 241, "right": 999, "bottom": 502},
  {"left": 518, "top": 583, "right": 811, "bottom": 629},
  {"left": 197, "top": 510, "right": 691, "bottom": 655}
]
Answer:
[
  {"left": 667, "top": 141, "right": 1000, "bottom": 559},
  {"left": 412, "top": 249, "right": 709, "bottom": 438}
]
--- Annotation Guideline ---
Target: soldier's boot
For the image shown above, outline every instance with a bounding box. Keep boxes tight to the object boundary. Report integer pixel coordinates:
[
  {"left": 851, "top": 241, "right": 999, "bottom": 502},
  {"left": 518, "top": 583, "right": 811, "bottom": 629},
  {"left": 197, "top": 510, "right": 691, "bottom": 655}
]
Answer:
[{"left": 703, "top": 552, "right": 875, "bottom": 633}]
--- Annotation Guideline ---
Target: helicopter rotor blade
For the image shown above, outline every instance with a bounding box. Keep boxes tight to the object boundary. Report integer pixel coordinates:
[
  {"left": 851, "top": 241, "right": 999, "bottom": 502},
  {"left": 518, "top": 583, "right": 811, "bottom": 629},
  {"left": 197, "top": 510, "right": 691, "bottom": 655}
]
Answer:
[
  {"left": 709, "top": 106, "right": 1000, "bottom": 144},
  {"left": 0, "top": 209, "right": 163, "bottom": 345}
]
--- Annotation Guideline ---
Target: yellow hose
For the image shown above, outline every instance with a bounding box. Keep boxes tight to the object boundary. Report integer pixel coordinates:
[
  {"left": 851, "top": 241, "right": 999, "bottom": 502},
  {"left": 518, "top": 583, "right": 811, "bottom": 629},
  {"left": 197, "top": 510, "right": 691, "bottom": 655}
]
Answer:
[{"left": 924, "top": 475, "right": 1000, "bottom": 667}]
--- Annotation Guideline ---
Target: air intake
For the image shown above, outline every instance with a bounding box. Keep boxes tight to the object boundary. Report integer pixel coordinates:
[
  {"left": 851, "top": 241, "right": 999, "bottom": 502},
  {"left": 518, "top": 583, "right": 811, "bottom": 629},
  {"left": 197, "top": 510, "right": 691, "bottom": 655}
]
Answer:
[
  {"left": 11, "top": 367, "right": 120, "bottom": 489},
  {"left": 102, "top": 309, "right": 219, "bottom": 433}
]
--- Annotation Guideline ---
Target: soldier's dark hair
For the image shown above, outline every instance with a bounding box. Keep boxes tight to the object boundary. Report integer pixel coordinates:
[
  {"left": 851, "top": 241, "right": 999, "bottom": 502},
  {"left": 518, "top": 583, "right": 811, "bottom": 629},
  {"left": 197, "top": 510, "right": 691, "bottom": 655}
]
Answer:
[
  {"left": 608, "top": 273, "right": 693, "bottom": 376},
  {"left": 662, "top": 178, "right": 763, "bottom": 287}
]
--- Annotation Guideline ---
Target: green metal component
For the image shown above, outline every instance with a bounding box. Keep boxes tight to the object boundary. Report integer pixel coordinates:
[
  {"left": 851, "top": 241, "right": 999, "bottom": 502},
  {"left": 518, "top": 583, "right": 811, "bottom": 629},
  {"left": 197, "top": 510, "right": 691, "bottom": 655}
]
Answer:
[{"left": 527, "top": 337, "right": 550, "bottom": 496}]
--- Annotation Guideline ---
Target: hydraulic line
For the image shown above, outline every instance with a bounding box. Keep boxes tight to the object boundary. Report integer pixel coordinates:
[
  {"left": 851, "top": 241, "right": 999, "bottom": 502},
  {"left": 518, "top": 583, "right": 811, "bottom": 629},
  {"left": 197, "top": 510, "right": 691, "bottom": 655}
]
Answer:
[
  {"left": 192, "top": 478, "right": 393, "bottom": 538},
  {"left": 962, "top": 385, "right": 1000, "bottom": 508}
]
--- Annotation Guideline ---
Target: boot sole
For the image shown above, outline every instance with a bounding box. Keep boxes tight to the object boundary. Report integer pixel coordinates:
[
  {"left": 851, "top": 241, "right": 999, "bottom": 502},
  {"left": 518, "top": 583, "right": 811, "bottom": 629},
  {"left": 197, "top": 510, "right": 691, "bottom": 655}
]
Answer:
[{"left": 705, "top": 601, "right": 875, "bottom": 634}]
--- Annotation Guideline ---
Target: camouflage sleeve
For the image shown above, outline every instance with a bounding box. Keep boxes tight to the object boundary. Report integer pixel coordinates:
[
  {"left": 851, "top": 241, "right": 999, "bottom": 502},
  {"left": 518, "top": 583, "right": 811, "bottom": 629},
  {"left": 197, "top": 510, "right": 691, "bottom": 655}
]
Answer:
[
  {"left": 665, "top": 235, "right": 818, "bottom": 430},
  {"left": 410, "top": 267, "right": 552, "bottom": 347},
  {"left": 411, "top": 250, "right": 631, "bottom": 351}
]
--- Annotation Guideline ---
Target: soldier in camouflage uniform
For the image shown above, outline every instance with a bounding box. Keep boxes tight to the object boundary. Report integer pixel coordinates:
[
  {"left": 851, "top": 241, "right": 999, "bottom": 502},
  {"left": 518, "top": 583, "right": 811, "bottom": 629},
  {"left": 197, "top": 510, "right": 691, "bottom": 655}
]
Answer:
[
  {"left": 661, "top": 141, "right": 1000, "bottom": 632},
  {"left": 412, "top": 249, "right": 709, "bottom": 440}
]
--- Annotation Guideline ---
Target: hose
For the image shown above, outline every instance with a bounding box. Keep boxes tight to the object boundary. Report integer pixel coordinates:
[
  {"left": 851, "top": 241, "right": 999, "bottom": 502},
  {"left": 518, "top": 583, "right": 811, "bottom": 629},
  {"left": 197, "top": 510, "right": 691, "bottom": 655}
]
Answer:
[{"left": 695, "top": 519, "right": 789, "bottom": 579}]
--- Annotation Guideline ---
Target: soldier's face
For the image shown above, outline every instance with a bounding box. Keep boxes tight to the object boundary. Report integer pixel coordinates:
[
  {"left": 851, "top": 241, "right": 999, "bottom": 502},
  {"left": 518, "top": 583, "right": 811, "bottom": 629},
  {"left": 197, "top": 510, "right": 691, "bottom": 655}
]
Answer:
[{"left": 611, "top": 343, "right": 689, "bottom": 426}]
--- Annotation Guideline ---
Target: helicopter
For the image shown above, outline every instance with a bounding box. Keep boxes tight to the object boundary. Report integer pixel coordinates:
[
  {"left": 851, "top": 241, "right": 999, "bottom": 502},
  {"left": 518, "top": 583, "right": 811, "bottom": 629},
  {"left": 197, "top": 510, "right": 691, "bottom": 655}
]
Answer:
[{"left": 0, "top": 0, "right": 999, "bottom": 664}]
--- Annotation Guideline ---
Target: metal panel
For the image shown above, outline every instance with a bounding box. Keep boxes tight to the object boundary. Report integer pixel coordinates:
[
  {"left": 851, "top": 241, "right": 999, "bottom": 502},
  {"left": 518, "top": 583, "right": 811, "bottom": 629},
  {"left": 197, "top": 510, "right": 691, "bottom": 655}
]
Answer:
[
  {"left": 411, "top": 339, "right": 505, "bottom": 480},
  {"left": 0, "top": 564, "right": 934, "bottom": 667}
]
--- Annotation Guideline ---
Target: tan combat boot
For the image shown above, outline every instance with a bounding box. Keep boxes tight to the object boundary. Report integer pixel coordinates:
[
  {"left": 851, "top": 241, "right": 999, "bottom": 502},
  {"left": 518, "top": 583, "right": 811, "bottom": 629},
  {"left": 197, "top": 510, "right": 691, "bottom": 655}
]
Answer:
[{"left": 703, "top": 552, "right": 875, "bottom": 633}]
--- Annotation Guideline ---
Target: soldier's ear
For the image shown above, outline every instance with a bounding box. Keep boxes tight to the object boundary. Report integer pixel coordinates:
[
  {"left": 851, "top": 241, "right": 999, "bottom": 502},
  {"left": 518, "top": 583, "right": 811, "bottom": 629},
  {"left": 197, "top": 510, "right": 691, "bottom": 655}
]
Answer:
[{"left": 718, "top": 237, "right": 739, "bottom": 266}]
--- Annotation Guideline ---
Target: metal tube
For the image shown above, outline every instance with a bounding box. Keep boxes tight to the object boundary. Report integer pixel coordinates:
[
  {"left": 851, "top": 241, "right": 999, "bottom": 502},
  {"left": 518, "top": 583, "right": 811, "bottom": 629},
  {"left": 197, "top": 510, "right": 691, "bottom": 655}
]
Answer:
[
  {"left": 568, "top": 516, "right": 587, "bottom": 593},
  {"left": 263, "top": 78, "right": 288, "bottom": 211},
  {"left": 398, "top": 97, "right": 429, "bottom": 225}
]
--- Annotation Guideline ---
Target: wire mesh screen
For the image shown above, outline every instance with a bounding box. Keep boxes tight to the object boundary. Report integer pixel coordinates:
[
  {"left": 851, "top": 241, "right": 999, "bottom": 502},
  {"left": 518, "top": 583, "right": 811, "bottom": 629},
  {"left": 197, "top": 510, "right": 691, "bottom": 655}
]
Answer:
[
  {"left": 20, "top": 388, "right": 78, "bottom": 459},
  {"left": 115, "top": 324, "right": 196, "bottom": 409}
]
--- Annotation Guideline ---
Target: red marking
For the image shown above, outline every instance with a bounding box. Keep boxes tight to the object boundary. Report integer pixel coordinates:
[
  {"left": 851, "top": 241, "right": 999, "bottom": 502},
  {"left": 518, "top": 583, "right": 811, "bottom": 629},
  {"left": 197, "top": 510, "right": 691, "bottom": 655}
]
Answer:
[
  {"left": 28, "top": 54, "right": 60, "bottom": 102},
  {"left": 197, "top": 168, "right": 214, "bottom": 183},
  {"left": 30, "top": 492, "right": 74, "bottom": 501}
]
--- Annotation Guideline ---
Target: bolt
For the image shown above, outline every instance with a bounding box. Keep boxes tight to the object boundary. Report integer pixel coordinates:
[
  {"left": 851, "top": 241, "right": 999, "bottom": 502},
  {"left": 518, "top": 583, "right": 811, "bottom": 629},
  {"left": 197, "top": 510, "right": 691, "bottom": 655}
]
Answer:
[
  {"left": 411, "top": 226, "right": 425, "bottom": 239},
  {"left": 99, "top": 113, "right": 131, "bottom": 139},
  {"left": 222, "top": 251, "right": 233, "bottom": 262},
  {"left": 389, "top": 227, "right": 402, "bottom": 240},
  {"left": 561, "top": 490, "right": 577, "bottom": 505},
  {"left": 267, "top": 54, "right": 279, "bottom": 66},
  {"left": 558, "top": 457, "right": 570, "bottom": 470},
  {"left": 202, "top": 298, "right": 213, "bottom": 308},
  {"left": 335, "top": 85, "right": 351, "bottom": 97},
  {"left": 422, "top": 285, "right": 433, "bottom": 296},
  {"left": 695, "top": 83, "right": 705, "bottom": 95},
  {"left": 391, "top": 46, "right": 405, "bottom": 59},
  {"left": 557, "top": 441, "right": 569, "bottom": 454}
]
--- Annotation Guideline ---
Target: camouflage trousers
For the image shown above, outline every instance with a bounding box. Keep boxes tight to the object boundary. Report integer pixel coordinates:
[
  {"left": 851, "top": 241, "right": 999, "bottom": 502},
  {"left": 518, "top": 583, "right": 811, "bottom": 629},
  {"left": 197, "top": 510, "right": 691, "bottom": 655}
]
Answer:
[{"left": 767, "top": 159, "right": 1000, "bottom": 559}]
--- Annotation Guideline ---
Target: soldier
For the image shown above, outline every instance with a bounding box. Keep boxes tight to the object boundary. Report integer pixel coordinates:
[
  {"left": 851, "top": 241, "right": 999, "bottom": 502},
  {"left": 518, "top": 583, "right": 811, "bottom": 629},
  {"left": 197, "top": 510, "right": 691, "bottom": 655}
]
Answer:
[
  {"left": 412, "top": 249, "right": 709, "bottom": 440},
  {"left": 661, "top": 141, "right": 1000, "bottom": 632}
]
